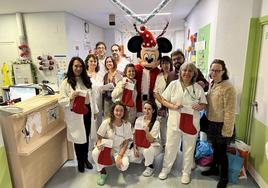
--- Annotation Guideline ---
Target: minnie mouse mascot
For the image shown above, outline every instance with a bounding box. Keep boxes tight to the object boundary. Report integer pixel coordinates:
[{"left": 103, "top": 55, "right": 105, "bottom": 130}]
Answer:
[{"left": 127, "top": 24, "right": 172, "bottom": 113}]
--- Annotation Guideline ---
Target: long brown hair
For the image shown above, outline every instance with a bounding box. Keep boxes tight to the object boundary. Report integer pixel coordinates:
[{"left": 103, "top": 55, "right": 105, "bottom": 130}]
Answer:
[
  {"left": 144, "top": 100, "right": 158, "bottom": 131},
  {"left": 66, "top": 56, "right": 92, "bottom": 90},
  {"left": 109, "top": 101, "right": 128, "bottom": 129},
  {"left": 85, "top": 54, "right": 100, "bottom": 72}
]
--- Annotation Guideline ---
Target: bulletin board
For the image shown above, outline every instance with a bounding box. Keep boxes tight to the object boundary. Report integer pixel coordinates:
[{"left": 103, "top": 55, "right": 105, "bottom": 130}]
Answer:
[{"left": 196, "top": 24, "right": 210, "bottom": 77}]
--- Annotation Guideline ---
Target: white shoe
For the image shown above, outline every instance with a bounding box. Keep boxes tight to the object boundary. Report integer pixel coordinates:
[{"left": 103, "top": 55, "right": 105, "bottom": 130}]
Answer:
[
  {"left": 143, "top": 167, "right": 154, "bottom": 177},
  {"left": 181, "top": 173, "right": 191, "bottom": 184},
  {"left": 158, "top": 171, "right": 168, "bottom": 180}
]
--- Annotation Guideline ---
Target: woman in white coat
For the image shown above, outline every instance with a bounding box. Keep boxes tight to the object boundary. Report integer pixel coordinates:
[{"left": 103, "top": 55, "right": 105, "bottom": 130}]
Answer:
[
  {"left": 59, "top": 57, "right": 98, "bottom": 173},
  {"left": 158, "top": 63, "right": 207, "bottom": 184},
  {"left": 130, "top": 100, "right": 161, "bottom": 177},
  {"left": 85, "top": 54, "right": 103, "bottom": 132},
  {"left": 112, "top": 63, "right": 137, "bottom": 126},
  {"left": 92, "top": 101, "right": 132, "bottom": 186},
  {"left": 153, "top": 56, "right": 173, "bottom": 147}
]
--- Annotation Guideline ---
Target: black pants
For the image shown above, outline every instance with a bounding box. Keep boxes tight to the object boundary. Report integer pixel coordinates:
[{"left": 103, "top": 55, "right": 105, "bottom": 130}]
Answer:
[
  {"left": 74, "top": 104, "right": 91, "bottom": 162},
  {"left": 207, "top": 121, "right": 229, "bottom": 180}
]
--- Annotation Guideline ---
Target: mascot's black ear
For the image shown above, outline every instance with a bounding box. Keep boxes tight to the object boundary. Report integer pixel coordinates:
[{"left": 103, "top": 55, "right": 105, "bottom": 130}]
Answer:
[
  {"left": 128, "top": 36, "right": 143, "bottom": 53},
  {"left": 157, "top": 38, "right": 172, "bottom": 53}
]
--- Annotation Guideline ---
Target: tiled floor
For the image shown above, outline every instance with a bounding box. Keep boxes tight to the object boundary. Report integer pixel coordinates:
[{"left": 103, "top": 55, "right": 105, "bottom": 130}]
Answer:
[{"left": 45, "top": 151, "right": 259, "bottom": 188}]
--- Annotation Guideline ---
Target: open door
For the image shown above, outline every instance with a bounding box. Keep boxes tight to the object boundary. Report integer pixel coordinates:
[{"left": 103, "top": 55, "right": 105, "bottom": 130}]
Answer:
[{"left": 239, "top": 16, "right": 268, "bottom": 188}]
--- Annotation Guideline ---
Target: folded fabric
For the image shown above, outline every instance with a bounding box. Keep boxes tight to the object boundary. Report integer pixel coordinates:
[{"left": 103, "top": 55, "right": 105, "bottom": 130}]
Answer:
[
  {"left": 122, "top": 88, "right": 134, "bottom": 107},
  {"left": 121, "top": 79, "right": 135, "bottom": 107},
  {"left": 179, "top": 113, "right": 197, "bottom": 135},
  {"left": 135, "top": 129, "right": 150, "bottom": 148},
  {"left": 98, "top": 139, "right": 113, "bottom": 165},
  {"left": 71, "top": 91, "right": 88, "bottom": 114},
  {"left": 197, "top": 155, "right": 213, "bottom": 166}
]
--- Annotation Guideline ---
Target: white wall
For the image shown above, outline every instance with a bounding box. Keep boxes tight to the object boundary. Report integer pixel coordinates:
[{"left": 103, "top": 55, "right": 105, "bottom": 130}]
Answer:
[
  {"left": 65, "top": 13, "right": 104, "bottom": 61},
  {"left": 87, "top": 22, "right": 105, "bottom": 51},
  {"left": 0, "top": 12, "right": 105, "bottom": 85},
  {"left": 185, "top": 0, "right": 219, "bottom": 68},
  {"left": 172, "top": 30, "right": 185, "bottom": 51},
  {"left": 0, "top": 14, "right": 18, "bottom": 86},
  {"left": 261, "top": 0, "right": 268, "bottom": 16},
  {"left": 214, "top": 0, "right": 255, "bottom": 94},
  {"left": 23, "top": 12, "right": 67, "bottom": 83},
  {"left": 104, "top": 29, "right": 116, "bottom": 56},
  {"left": 186, "top": 0, "right": 264, "bottom": 113}
]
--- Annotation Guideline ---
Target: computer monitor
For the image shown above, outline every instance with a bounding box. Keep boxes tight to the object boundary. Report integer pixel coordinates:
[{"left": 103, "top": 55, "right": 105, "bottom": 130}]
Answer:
[{"left": 9, "top": 86, "right": 39, "bottom": 101}]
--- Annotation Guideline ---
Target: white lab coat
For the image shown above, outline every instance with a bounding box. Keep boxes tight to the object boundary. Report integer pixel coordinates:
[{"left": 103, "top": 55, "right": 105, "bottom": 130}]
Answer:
[
  {"left": 88, "top": 72, "right": 104, "bottom": 131},
  {"left": 112, "top": 77, "right": 137, "bottom": 125},
  {"left": 160, "top": 80, "right": 207, "bottom": 175},
  {"left": 162, "top": 80, "right": 207, "bottom": 132},
  {"left": 154, "top": 72, "right": 167, "bottom": 108},
  {"left": 92, "top": 118, "right": 132, "bottom": 171},
  {"left": 129, "top": 116, "right": 162, "bottom": 166},
  {"left": 153, "top": 72, "right": 168, "bottom": 146},
  {"left": 58, "top": 78, "right": 99, "bottom": 144}
]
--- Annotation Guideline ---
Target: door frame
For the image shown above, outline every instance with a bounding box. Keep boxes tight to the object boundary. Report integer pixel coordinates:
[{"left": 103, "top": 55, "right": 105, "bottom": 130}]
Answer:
[{"left": 237, "top": 15, "right": 268, "bottom": 142}]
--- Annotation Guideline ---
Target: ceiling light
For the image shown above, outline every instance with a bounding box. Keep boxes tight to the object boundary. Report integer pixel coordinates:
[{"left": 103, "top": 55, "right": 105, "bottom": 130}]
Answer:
[
  {"left": 110, "top": 0, "right": 172, "bottom": 24},
  {"left": 126, "top": 12, "right": 171, "bottom": 17}
]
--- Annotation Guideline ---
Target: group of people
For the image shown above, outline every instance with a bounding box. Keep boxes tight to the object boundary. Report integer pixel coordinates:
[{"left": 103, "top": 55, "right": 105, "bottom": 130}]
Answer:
[{"left": 58, "top": 41, "right": 236, "bottom": 188}]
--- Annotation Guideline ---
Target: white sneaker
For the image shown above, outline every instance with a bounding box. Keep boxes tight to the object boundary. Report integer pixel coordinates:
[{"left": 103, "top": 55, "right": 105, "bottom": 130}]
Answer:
[
  {"left": 158, "top": 171, "right": 168, "bottom": 180},
  {"left": 143, "top": 167, "right": 154, "bottom": 177},
  {"left": 181, "top": 173, "right": 191, "bottom": 184}
]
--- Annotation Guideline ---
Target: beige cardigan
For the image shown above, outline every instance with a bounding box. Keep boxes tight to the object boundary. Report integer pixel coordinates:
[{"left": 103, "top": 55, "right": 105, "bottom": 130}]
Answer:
[{"left": 207, "top": 80, "right": 236, "bottom": 137}]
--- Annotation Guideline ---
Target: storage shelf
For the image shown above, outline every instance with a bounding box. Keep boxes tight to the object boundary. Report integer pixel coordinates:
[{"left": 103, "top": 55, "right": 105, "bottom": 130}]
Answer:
[{"left": 18, "top": 123, "right": 66, "bottom": 156}]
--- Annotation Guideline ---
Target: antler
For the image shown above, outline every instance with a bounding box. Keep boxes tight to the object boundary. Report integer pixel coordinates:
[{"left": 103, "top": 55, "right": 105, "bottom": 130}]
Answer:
[
  {"left": 157, "top": 22, "right": 169, "bottom": 38},
  {"left": 133, "top": 23, "right": 139, "bottom": 34}
]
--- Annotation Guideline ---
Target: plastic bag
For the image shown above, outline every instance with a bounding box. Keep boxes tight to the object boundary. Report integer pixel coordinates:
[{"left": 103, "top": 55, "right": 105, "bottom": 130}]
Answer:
[
  {"left": 195, "top": 140, "right": 213, "bottom": 160},
  {"left": 227, "top": 149, "right": 244, "bottom": 184},
  {"left": 228, "top": 139, "right": 250, "bottom": 179}
]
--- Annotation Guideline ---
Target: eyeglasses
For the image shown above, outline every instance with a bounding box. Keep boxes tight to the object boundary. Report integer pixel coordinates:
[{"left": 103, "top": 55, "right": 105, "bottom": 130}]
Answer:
[{"left": 210, "top": 69, "right": 223, "bottom": 73}]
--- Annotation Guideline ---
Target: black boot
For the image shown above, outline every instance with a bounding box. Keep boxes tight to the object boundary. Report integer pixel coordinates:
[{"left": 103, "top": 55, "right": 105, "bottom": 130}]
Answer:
[
  {"left": 217, "top": 178, "right": 228, "bottom": 188},
  {"left": 85, "top": 160, "right": 93, "bottom": 169},
  {"left": 201, "top": 167, "right": 219, "bottom": 176},
  {"left": 78, "top": 161, "right": 85, "bottom": 173}
]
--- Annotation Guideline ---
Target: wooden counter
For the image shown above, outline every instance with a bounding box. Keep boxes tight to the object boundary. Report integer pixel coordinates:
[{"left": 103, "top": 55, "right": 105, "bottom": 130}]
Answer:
[{"left": 0, "top": 95, "right": 74, "bottom": 188}]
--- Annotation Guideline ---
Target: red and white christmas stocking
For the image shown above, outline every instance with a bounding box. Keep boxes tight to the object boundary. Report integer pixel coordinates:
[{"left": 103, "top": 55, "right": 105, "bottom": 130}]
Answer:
[
  {"left": 179, "top": 113, "right": 197, "bottom": 135},
  {"left": 98, "top": 139, "right": 113, "bottom": 165},
  {"left": 71, "top": 91, "right": 88, "bottom": 114},
  {"left": 134, "top": 129, "right": 150, "bottom": 148},
  {"left": 121, "top": 79, "right": 135, "bottom": 107}
]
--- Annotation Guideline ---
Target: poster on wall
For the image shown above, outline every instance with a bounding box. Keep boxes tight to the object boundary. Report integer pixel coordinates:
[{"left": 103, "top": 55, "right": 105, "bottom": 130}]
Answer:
[
  {"left": 54, "top": 55, "right": 67, "bottom": 72},
  {"left": 196, "top": 24, "right": 210, "bottom": 77},
  {"left": 13, "top": 63, "right": 34, "bottom": 84}
]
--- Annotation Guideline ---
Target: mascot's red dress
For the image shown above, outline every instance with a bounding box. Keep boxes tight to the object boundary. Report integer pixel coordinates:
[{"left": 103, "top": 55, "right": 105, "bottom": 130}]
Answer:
[{"left": 128, "top": 25, "right": 172, "bottom": 112}]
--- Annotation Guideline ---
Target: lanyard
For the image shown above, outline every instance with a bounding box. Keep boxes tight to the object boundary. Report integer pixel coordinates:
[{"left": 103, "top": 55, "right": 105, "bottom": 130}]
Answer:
[{"left": 184, "top": 84, "right": 199, "bottom": 101}]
